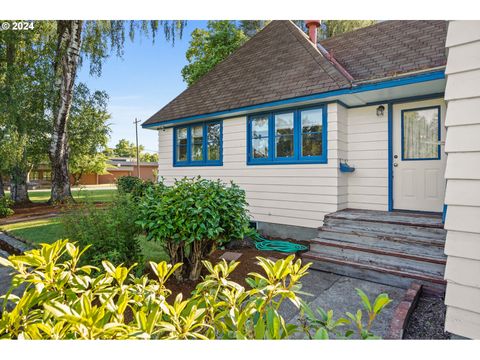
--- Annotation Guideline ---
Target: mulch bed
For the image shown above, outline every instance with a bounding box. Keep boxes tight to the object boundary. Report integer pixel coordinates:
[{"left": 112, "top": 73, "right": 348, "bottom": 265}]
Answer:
[
  {"left": 159, "top": 238, "right": 310, "bottom": 301},
  {"left": 403, "top": 295, "right": 451, "bottom": 339}
]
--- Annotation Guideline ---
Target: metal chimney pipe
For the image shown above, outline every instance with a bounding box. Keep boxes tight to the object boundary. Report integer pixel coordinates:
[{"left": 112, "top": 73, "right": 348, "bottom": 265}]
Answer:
[{"left": 305, "top": 20, "right": 320, "bottom": 44}]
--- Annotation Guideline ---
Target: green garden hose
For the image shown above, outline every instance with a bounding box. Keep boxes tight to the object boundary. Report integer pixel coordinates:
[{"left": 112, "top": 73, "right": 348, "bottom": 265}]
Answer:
[{"left": 250, "top": 232, "right": 308, "bottom": 253}]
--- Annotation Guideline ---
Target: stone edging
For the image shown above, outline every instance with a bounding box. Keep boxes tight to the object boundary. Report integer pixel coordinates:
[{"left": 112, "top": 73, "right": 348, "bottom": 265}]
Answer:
[
  {"left": 387, "top": 282, "right": 423, "bottom": 339},
  {"left": 0, "top": 232, "right": 32, "bottom": 255}
]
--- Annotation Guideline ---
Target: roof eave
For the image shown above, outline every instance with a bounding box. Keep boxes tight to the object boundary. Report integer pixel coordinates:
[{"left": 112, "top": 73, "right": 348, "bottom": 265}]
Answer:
[{"left": 142, "top": 69, "right": 445, "bottom": 130}]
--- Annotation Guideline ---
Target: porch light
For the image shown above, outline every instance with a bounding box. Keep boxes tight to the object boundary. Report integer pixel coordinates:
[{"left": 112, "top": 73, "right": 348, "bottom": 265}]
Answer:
[{"left": 376, "top": 105, "right": 385, "bottom": 117}]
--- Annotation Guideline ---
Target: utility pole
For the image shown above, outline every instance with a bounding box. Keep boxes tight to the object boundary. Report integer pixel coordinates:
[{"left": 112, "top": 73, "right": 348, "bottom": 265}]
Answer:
[{"left": 134, "top": 118, "right": 141, "bottom": 178}]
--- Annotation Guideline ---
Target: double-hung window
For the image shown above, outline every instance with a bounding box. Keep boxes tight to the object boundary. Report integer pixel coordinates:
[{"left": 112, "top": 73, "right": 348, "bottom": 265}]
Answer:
[
  {"left": 247, "top": 105, "right": 327, "bottom": 164},
  {"left": 174, "top": 120, "right": 223, "bottom": 166}
]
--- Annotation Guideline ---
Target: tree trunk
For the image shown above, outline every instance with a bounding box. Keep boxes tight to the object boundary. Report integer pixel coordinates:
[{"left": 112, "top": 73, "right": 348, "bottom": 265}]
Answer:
[
  {"left": 10, "top": 166, "right": 29, "bottom": 204},
  {"left": 0, "top": 174, "right": 5, "bottom": 198},
  {"left": 49, "top": 20, "right": 83, "bottom": 204}
]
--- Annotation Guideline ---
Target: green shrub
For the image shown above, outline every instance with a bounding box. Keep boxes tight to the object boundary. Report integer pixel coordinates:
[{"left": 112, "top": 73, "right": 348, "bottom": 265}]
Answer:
[
  {"left": 137, "top": 177, "right": 250, "bottom": 281},
  {"left": 116, "top": 176, "right": 154, "bottom": 198},
  {"left": 61, "top": 195, "right": 143, "bottom": 270},
  {"left": 0, "top": 196, "right": 14, "bottom": 218},
  {"left": 0, "top": 240, "right": 391, "bottom": 339}
]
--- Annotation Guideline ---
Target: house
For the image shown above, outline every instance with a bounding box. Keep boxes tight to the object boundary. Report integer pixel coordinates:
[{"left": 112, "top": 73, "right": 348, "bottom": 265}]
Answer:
[
  {"left": 143, "top": 20, "right": 480, "bottom": 338},
  {"left": 27, "top": 158, "right": 158, "bottom": 187}
]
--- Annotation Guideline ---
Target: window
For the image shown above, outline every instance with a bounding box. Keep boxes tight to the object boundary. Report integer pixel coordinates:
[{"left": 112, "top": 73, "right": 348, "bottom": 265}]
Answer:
[
  {"left": 401, "top": 106, "right": 440, "bottom": 161},
  {"left": 43, "top": 171, "right": 52, "bottom": 181},
  {"left": 274, "top": 113, "right": 294, "bottom": 158},
  {"left": 30, "top": 171, "right": 40, "bottom": 181},
  {"left": 173, "top": 120, "right": 223, "bottom": 166},
  {"left": 247, "top": 106, "right": 327, "bottom": 164},
  {"left": 251, "top": 115, "right": 269, "bottom": 159}
]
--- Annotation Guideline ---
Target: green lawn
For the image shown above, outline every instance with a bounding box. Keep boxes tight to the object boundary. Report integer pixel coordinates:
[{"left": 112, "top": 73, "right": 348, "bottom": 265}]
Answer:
[
  {"left": 1, "top": 218, "right": 64, "bottom": 245},
  {"left": 0, "top": 217, "right": 168, "bottom": 263},
  {"left": 5, "top": 188, "right": 117, "bottom": 203}
]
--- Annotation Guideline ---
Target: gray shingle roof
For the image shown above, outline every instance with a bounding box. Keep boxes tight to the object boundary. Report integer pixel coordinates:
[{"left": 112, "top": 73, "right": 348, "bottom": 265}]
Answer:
[
  {"left": 320, "top": 20, "right": 447, "bottom": 82},
  {"left": 143, "top": 20, "right": 447, "bottom": 127}
]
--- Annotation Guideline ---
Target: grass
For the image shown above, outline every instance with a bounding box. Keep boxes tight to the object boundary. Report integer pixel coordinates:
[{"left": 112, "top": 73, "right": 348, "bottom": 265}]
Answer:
[
  {"left": 0, "top": 217, "right": 168, "bottom": 263},
  {"left": 5, "top": 188, "right": 117, "bottom": 204},
  {"left": 1, "top": 218, "right": 64, "bottom": 245}
]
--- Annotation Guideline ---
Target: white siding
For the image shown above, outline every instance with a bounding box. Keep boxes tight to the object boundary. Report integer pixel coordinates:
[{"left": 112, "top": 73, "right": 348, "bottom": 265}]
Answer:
[
  {"left": 346, "top": 105, "right": 389, "bottom": 211},
  {"left": 444, "top": 20, "right": 480, "bottom": 339},
  {"left": 157, "top": 103, "right": 344, "bottom": 229}
]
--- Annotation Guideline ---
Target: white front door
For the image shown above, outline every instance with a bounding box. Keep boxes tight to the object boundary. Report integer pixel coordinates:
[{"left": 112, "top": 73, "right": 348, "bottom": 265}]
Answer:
[{"left": 393, "top": 100, "right": 446, "bottom": 212}]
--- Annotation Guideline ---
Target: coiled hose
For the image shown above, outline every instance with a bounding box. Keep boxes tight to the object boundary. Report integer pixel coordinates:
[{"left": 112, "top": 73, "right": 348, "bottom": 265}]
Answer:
[{"left": 250, "top": 232, "right": 308, "bottom": 253}]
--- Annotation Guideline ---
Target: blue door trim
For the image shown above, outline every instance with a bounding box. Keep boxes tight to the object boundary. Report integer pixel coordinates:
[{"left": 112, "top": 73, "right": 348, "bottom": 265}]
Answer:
[{"left": 388, "top": 103, "right": 394, "bottom": 211}]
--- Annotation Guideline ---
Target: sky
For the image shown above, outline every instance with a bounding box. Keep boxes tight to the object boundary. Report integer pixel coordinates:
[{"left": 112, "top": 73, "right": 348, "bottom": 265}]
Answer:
[{"left": 77, "top": 21, "right": 208, "bottom": 154}]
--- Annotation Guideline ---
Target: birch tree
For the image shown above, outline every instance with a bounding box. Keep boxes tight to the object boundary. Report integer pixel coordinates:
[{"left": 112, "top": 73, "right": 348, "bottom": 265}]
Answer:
[{"left": 48, "top": 20, "right": 186, "bottom": 203}]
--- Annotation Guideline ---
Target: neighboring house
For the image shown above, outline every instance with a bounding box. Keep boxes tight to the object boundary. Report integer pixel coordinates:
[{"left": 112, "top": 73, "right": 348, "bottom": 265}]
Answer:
[
  {"left": 27, "top": 158, "right": 158, "bottom": 187},
  {"left": 143, "top": 20, "right": 480, "bottom": 338}
]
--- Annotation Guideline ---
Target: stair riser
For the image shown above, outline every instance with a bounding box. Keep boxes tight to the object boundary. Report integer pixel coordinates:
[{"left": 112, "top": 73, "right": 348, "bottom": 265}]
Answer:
[
  {"left": 312, "top": 231, "right": 446, "bottom": 259},
  {"left": 323, "top": 219, "right": 446, "bottom": 240},
  {"left": 307, "top": 257, "right": 446, "bottom": 294},
  {"left": 309, "top": 244, "right": 445, "bottom": 277}
]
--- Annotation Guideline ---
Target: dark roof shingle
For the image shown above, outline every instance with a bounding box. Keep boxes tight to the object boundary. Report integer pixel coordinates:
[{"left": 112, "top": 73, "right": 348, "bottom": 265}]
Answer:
[
  {"left": 320, "top": 20, "right": 447, "bottom": 82},
  {"left": 143, "top": 20, "right": 447, "bottom": 126},
  {"left": 143, "top": 21, "right": 350, "bottom": 126}
]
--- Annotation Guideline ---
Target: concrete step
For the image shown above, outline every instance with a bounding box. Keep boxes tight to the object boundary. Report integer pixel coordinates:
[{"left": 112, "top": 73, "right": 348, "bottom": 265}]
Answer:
[
  {"left": 323, "top": 218, "right": 446, "bottom": 241},
  {"left": 311, "top": 229, "right": 446, "bottom": 258},
  {"left": 302, "top": 251, "right": 446, "bottom": 295},
  {"left": 308, "top": 240, "right": 445, "bottom": 278}
]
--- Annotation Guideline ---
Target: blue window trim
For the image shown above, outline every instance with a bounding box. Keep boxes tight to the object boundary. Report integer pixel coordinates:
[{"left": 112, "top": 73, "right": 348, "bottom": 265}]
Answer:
[
  {"left": 400, "top": 105, "right": 441, "bottom": 161},
  {"left": 173, "top": 120, "right": 223, "bottom": 167},
  {"left": 246, "top": 105, "right": 328, "bottom": 165}
]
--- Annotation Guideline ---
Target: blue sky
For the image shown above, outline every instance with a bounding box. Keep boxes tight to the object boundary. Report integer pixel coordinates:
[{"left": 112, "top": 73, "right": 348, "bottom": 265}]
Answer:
[{"left": 77, "top": 20, "right": 208, "bottom": 153}]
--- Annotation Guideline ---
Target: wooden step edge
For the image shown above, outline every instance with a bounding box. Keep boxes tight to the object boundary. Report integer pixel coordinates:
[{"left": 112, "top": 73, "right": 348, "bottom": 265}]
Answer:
[
  {"left": 309, "top": 239, "right": 447, "bottom": 265},
  {"left": 318, "top": 227, "right": 446, "bottom": 246},
  {"left": 323, "top": 215, "right": 445, "bottom": 229},
  {"left": 301, "top": 252, "right": 447, "bottom": 285}
]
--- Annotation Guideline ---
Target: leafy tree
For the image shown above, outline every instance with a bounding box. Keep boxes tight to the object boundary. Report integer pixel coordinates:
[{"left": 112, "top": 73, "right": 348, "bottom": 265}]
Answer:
[
  {"left": 113, "top": 139, "right": 144, "bottom": 158},
  {"left": 181, "top": 21, "right": 247, "bottom": 86},
  {"left": 140, "top": 152, "right": 159, "bottom": 163},
  {"left": 69, "top": 153, "right": 109, "bottom": 186},
  {"left": 0, "top": 23, "right": 52, "bottom": 203},
  {"left": 68, "top": 82, "right": 111, "bottom": 186},
  {"left": 238, "top": 20, "right": 270, "bottom": 38},
  {"left": 48, "top": 20, "right": 186, "bottom": 203},
  {"left": 320, "top": 20, "right": 377, "bottom": 39}
]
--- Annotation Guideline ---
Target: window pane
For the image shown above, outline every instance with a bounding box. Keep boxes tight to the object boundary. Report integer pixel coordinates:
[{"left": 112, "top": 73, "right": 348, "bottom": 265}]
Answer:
[
  {"left": 403, "top": 108, "right": 439, "bottom": 160},
  {"left": 301, "top": 109, "right": 323, "bottom": 157},
  {"left": 275, "top": 113, "right": 294, "bottom": 158},
  {"left": 192, "top": 125, "right": 203, "bottom": 161},
  {"left": 253, "top": 138, "right": 269, "bottom": 158},
  {"left": 302, "top": 133, "right": 322, "bottom": 157},
  {"left": 176, "top": 127, "right": 188, "bottom": 162},
  {"left": 251, "top": 116, "right": 269, "bottom": 159},
  {"left": 207, "top": 123, "right": 221, "bottom": 161},
  {"left": 301, "top": 109, "right": 323, "bottom": 133}
]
